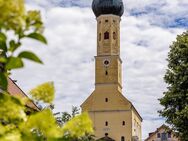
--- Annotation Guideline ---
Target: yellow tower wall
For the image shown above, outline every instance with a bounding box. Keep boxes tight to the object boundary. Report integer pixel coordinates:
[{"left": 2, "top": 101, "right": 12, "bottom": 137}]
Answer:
[
  {"left": 81, "top": 14, "right": 142, "bottom": 141},
  {"left": 89, "top": 111, "right": 132, "bottom": 141}
]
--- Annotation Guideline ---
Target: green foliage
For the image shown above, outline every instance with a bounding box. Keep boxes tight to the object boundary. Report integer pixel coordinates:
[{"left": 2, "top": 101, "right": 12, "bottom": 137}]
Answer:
[
  {"left": 21, "top": 109, "right": 62, "bottom": 140},
  {"left": 18, "top": 51, "right": 43, "bottom": 64},
  {"left": 6, "top": 57, "right": 24, "bottom": 70},
  {"left": 0, "top": 32, "right": 7, "bottom": 51},
  {"left": 60, "top": 112, "right": 72, "bottom": 125},
  {"left": 27, "top": 33, "right": 47, "bottom": 44},
  {"left": 71, "top": 106, "right": 80, "bottom": 118},
  {"left": 0, "top": 93, "right": 25, "bottom": 141},
  {"left": 0, "top": 1, "right": 94, "bottom": 141},
  {"left": 57, "top": 106, "right": 80, "bottom": 126},
  {"left": 56, "top": 107, "right": 95, "bottom": 141},
  {"left": 159, "top": 31, "right": 188, "bottom": 140},
  {"left": 0, "top": 72, "right": 8, "bottom": 90},
  {"left": 62, "top": 113, "right": 93, "bottom": 139},
  {"left": 0, "top": 93, "right": 26, "bottom": 124},
  {"left": 0, "top": 0, "right": 25, "bottom": 31},
  {"left": 0, "top": 0, "right": 46, "bottom": 90},
  {"left": 0, "top": 85, "right": 94, "bottom": 141},
  {"left": 29, "top": 82, "right": 55, "bottom": 103}
]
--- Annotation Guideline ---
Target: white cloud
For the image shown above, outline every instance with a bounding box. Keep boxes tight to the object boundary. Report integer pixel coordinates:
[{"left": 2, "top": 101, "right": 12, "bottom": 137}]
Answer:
[
  {"left": 11, "top": 1, "right": 186, "bottom": 140},
  {"left": 125, "top": 0, "right": 188, "bottom": 27}
]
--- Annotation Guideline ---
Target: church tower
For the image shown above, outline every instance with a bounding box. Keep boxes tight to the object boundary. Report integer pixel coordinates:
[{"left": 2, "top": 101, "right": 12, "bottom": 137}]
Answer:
[{"left": 81, "top": 0, "right": 142, "bottom": 141}]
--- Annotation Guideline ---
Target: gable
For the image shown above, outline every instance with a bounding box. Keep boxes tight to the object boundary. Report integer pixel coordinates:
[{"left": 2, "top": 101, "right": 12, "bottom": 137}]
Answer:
[
  {"left": 81, "top": 86, "right": 131, "bottom": 111},
  {"left": 145, "top": 125, "right": 179, "bottom": 141}
]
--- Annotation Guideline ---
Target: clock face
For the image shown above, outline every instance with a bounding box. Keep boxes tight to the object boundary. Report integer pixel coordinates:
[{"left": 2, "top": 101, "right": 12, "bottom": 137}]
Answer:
[{"left": 103, "top": 59, "right": 110, "bottom": 67}]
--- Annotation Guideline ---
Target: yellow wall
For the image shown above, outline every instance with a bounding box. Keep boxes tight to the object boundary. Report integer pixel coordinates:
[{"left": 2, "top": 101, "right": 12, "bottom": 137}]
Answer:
[
  {"left": 82, "top": 85, "right": 131, "bottom": 111},
  {"left": 97, "top": 15, "right": 120, "bottom": 56},
  {"left": 89, "top": 110, "right": 132, "bottom": 141},
  {"left": 81, "top": 84, "right": 142, "bottom": 141},
  {"left": 95, "top": 56, "right": 122, "bottom": 88},
  {"left": 132, "top": 109, "right": 142, "bottom": 140}
]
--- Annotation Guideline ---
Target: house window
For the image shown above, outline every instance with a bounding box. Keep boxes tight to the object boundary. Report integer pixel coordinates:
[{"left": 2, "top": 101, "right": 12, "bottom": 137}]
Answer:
[
  {"left": 105, "top": 133, "right": 108, "bottom": 136},
  {"left": 104, "top": 32, "right": 109, "bottom": 40},
  {"left": 105, "top": 121, "right": 108, "bottom": 126},
  {"left": 121, "top": 136, "right": 125, "bottom": 141},
  {"left": 157, "top": 133, "right": 161, "bottom": 138},
  {"left": 105, "top": 98, "right": 108, "bottom": 102},
  {"left": 113, "top": 32, "right": 116, "bottom": 40},
  {"left": 122, "top": 121, "right": 125, "bottom": 126},
  {"left": 168, "top": 132, "right": 171, "bottom": 138},
  {"left": 161, "top": 133, "right": 167, "bottom": 141},
  {"left": 105, "top": 20, "right": 108, "bottom": 22}
]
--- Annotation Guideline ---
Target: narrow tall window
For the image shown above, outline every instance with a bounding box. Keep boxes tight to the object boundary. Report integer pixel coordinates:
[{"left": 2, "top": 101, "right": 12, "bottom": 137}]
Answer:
[
  {"left": 105, "top": 98, "right": 108, "bottom": 102},
  {"left": 105, "top": 121, "right": 108, "bottom": 126},
  {"left": 104, "top": 32, "right": 109, "bottom": 40},
  {"left": 105, "top": 70, "right": 108, "bottom": 75},
  {"left": 121, "top": 136, "right": 125, "bottom": 141},
  {"left": 99, "top": 33, "right": 101, "bottom": 41},
  {"left": 157, "top": 133, "right": 161, "bottom": 138},
  {"left": 168, "top": 133, "right": 171, "bottom": 138},
  {"left": 113, "top": 32, "right": 116, "bottom": 40},
  {"left": 122, "top": 121, "right": 125, "bottom": 126}
]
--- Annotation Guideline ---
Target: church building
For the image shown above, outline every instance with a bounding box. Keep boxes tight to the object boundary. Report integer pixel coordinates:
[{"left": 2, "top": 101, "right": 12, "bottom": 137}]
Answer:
[{"left": 81, "top": 0, "right": 142, "bottom": 141}]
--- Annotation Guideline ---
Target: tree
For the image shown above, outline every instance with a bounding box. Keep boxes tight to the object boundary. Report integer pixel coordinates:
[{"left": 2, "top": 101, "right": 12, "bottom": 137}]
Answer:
[
  {"left": 0, "top": 0, "right": 45, "bottom": 91},
  {"left": 0, "top": 0, "right": 93, "bottom": 140},
  {"left": 56, "top": 106, "right": 80, "bottom": 126},
  {"left": 159, "top": 31, "right": 188, "bottom": 140},
  {"left": 56, "top": 107, "right": 96, "bottom": 141}
]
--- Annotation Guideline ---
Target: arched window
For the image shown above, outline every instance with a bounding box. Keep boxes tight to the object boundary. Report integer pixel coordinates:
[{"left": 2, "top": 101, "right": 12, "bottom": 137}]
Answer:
[
  {"left": 122, "top": 121, "right": 125, "bottom": 126},
  {"left": 113, "top": 32, "right": 116, "bottom": 40},
  {"left": 105, "top": 121, "right": 108, "bottom": 126},
  {"left": 121, "top": 136, "right": 125, "bottom": 141},
  {"left": 99, "top": 33, "right": 101, "bottom": 41},
  {"left": 104, "top": 32, "right": 109, "bottom": 40}
]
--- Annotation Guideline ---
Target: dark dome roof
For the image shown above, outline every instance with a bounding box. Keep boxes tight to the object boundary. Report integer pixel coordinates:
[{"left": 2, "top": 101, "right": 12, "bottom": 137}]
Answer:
[{"left": 92, "top": 0, "right": 124, "bottom": 17}]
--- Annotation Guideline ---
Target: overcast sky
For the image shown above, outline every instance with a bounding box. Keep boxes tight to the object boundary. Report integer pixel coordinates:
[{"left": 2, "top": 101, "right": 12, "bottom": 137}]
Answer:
[{"left": 11, "top": 0, "right": 188, "bottom": 140}]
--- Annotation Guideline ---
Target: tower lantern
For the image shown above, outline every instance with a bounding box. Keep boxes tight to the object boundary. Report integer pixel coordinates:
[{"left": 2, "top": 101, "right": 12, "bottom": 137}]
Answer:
[
  {"left": 81, "top": 1, "right": 142, "bottom": 141},
  {"left": 92, "top": 0, "right": 124, "bottom": 56}
]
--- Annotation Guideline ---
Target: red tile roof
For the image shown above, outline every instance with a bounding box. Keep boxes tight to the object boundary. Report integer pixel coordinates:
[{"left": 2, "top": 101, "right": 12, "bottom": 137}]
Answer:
[{"left": 7, "top": 78, "right": 40, "bottom": 111}]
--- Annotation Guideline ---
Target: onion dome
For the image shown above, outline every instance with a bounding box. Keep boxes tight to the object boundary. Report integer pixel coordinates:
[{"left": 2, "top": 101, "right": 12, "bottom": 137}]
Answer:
[{"left": 92, "top": 0, "right": 124, "bottom": 17}]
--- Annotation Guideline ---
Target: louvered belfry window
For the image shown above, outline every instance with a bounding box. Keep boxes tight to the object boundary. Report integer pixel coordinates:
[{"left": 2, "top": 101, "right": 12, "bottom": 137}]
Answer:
[{"left": 104, "top": 31, "right": 109, "bottom": 40}]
